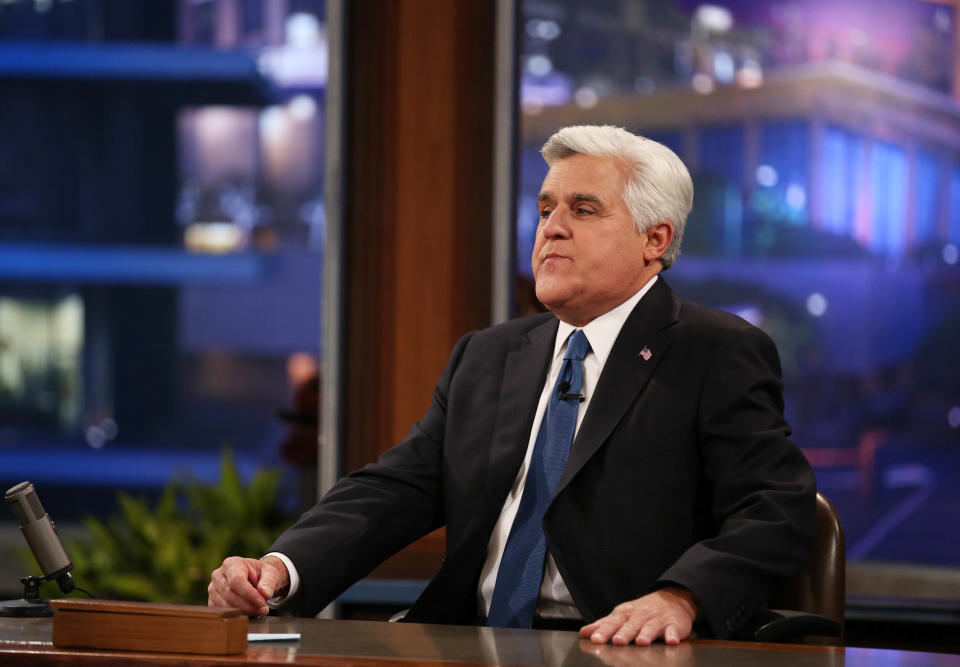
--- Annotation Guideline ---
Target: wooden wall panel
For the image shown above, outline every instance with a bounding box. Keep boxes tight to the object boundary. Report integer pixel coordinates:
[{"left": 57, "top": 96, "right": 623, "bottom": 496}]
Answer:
[{"left": 342, "top": 1, "right": 496, "bottom": 578}]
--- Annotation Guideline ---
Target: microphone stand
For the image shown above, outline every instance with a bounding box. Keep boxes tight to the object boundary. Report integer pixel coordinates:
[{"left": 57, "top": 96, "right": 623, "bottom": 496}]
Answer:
[{"left": 0, "top": 574, "right": 66, "bottom": 617}]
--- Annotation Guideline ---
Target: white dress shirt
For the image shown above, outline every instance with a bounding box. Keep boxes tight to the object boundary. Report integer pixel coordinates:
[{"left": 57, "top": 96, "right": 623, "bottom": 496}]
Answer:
[
  {"left": 269, "top": 277, "right": 659, "bottom": 615},
  {"left": 477, "top": 276, "right": 658, "bottom": 619}
]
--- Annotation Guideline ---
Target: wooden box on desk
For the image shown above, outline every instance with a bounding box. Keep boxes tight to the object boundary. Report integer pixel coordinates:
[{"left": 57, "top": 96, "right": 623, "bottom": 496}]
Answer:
[{"left": 50, "top": 599, "right": 248, "bottom": 655}]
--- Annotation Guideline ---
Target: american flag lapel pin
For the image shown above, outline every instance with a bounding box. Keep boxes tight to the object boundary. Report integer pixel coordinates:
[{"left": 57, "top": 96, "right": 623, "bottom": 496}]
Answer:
[{"left": 639, "top": 346, "right": 652, "bottom": 361}]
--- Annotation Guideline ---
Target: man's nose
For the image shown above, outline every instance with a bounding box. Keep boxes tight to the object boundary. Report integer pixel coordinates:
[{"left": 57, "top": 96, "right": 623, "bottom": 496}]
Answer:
[{"left": 541, "top": 208, "right": 571, "bottom": 238}]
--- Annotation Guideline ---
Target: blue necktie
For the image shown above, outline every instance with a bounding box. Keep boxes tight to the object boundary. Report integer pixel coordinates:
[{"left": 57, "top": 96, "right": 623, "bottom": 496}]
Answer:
[{"left": 487, "top": 329, "right": 591, "bottom": 628}]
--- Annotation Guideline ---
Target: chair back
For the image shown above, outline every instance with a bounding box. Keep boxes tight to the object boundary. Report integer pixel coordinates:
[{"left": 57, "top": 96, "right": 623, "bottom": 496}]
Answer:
[{"left": 768, "top": 492, "right": 845, "bottom": 642}]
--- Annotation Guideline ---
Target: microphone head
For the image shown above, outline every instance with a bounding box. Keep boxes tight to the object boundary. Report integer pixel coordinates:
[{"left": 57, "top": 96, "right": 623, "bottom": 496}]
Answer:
[
  {"left": 5, "top": 481, "right": 42, "bottom": 525},
  {"left": 557, "top": 381, "right": 571, "bottom": 393}
]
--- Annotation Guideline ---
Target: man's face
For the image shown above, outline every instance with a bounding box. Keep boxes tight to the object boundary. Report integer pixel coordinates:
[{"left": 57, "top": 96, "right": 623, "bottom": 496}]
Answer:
[{"left": 532, "top": 154, "right": 660, "bottom": 326}]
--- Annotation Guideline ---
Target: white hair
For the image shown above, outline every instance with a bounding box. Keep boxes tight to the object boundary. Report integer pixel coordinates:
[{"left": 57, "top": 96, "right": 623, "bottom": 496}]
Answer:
[{"left": 541, "top": 125, "right": 693, "bottom": 270}]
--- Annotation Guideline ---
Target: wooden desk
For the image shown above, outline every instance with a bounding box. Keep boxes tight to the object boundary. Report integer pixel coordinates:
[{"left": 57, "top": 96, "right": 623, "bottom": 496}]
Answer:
[{"left": 2, "top": 616, "right": 960, "bottom": 666}]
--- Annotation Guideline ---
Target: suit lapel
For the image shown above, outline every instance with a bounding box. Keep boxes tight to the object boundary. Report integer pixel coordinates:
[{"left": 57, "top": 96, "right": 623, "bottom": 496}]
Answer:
[
  {"left": 555, "top": 279, "right": 681, "bottom": 494},
  {"left": 444, "top": 316, "right": 557, "bottom": 572},
  {"left": 482, "top": 317, "right": 557, "bottom": 509}
]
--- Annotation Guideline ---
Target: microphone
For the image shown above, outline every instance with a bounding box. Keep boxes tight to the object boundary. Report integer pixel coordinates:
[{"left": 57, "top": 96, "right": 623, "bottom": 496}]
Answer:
[
  {"left": 5, "top": 482, "right": 75, "bottom": 594},
  {"left": 556, "top": 381, "right": 585, "bottom": 403}
]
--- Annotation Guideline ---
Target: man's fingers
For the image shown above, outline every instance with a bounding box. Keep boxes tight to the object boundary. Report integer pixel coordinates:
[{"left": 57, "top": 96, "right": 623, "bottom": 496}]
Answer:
[
  {"left": 582, "top": 607, "right": 635, "bottom": 644},
  {"left": 612, "top": 616, "right": 647, "bottom": 645},
  {"left": 579, "top": 621, "right": 601, "bottom": 637},
  {"left": 209, "top": 589, "right": 263, "bottom": 616},
  {"left": 255, "top": 556, "right": 289, "bottom": 600},
  {"left": 217, "top": 573, "right": 268, "bottom": 615},
  {"left": 582, "top": 590, "right": 696, "bottom": 645},
  {"left": 224, "top": 561, "right": 262, "bottom": 599},
  {"left": 584, "top": 616, "right": 615, "bottom": 643},
  {"left": 633, "top": 618, "right": 665, "bottom": 646},
  {"left": 209, "top": 557, "right": 270, "bottom": 616},
  {"left": 256, "top": 568, "right": 278, "bottom": 599},
  {"left": 208, "top": 583, "right": 261, "bottom": 616},
  {"left": 226, "top": 588, "right": 268, "bottom": 616}
]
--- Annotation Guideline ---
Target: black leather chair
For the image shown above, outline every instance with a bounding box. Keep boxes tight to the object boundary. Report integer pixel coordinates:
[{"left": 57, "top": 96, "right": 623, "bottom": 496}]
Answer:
[{"left": 750, "top": 492, "right": 845, "bottom": 645}]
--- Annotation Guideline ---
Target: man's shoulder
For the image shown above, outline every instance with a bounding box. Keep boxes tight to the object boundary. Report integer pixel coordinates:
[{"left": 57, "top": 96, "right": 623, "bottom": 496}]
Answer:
[
  {"left": 444, "top": 312, "right": 555, "bottom": 371},
  {"left": 472, "top": 311, "right": 557, "bottom": 342},
  {"left": 676, "top": 296, "right": 752, "bottom": 330},
  {"left": 673, "top": 294, "right": 771, "bottom": 346}
]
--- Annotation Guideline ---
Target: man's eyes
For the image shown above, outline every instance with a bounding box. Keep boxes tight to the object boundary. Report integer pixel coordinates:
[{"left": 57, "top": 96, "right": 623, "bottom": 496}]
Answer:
[{"left": 538, "top": 206, "right": 595, "bottom": 221}]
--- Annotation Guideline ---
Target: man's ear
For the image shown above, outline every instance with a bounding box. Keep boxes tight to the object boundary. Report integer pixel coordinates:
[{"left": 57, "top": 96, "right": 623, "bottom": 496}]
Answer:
[{"left": 643, "top": 221, "right": 674, "bottom": 264}]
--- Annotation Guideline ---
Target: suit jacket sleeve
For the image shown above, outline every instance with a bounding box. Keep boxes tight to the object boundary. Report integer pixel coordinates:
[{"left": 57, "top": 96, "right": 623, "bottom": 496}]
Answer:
[
  {"left": 267, "top": 331, "right": 475, "bottom": 617},
  {"left": 653, "top": 323, "right": 816, "bottom": 638}
]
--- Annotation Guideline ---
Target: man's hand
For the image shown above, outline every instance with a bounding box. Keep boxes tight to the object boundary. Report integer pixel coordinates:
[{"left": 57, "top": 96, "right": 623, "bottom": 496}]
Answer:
[
  {"left": 579, "top": 588, "right": 698, "bottom": 646},
  {"left": 207, "top": 555, "right": 290, "bottom": 617}
]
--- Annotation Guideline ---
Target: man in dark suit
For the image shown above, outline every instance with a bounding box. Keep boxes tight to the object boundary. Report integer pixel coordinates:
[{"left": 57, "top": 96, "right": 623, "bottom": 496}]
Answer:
[{"left": 208, "top": 125, "right": 816, "bottom": 645}]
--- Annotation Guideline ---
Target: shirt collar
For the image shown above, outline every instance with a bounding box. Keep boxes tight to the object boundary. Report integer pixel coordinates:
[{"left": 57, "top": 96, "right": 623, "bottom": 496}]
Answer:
[{"left": 553, "top": 275, "right": 659, "bottom": 365}]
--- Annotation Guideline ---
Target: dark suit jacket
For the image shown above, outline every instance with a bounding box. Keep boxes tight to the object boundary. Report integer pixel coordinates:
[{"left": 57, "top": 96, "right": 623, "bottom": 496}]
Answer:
[{"left": 270, "top": 278, "right": 816, "bottom": 638}]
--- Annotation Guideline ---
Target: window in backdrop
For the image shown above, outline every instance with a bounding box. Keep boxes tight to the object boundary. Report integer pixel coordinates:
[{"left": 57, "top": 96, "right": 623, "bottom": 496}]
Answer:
[{"left": 0, "top": 0, "right": 327, "bottom": 593}]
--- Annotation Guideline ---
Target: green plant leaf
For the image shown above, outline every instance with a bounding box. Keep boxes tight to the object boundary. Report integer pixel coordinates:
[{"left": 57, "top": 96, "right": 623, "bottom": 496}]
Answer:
[{"left": 67, "top": 448, "right": 292, "bottom": 605}]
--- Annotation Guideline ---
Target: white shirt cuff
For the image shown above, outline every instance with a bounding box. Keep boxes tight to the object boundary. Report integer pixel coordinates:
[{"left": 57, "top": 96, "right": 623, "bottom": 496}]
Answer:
[{"left": 263, "top": 552, "right": 300, "bottom": 608}]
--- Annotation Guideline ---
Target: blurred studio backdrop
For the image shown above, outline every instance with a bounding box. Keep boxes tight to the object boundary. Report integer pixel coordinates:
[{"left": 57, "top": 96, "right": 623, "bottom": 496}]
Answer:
[{"left": 1, "top": 0, "right": 959, "bottom": 637}]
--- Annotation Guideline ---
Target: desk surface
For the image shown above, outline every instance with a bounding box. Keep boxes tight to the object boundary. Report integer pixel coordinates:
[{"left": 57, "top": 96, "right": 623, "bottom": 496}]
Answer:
[{"left": 2, "top": 616, "right": 960, "bottom": 666}]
